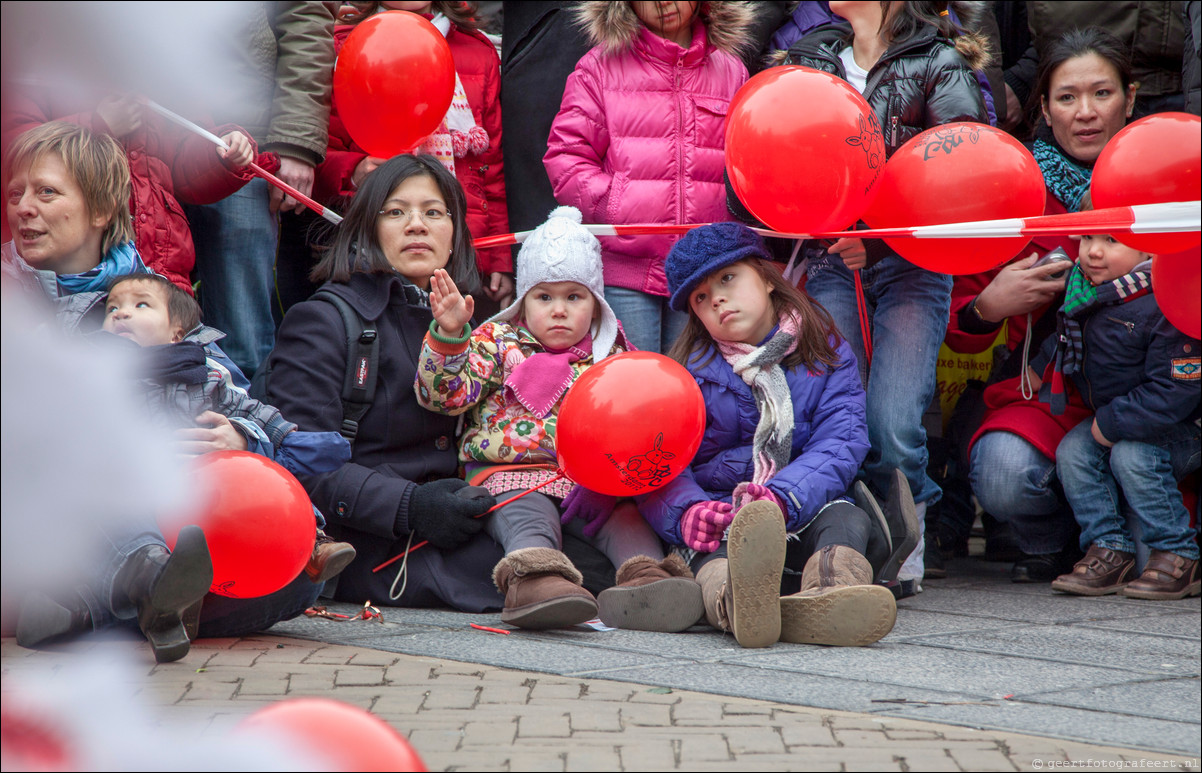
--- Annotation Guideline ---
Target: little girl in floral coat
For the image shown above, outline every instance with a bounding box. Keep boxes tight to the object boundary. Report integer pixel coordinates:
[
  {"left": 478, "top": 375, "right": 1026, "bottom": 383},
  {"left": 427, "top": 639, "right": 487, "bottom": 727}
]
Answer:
[{"left": 415, "top": 206, "right": 704, "bottom": 632}]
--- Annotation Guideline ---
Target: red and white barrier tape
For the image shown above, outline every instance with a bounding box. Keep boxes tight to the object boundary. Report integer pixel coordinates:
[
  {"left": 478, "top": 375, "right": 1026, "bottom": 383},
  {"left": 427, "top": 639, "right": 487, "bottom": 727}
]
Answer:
[{"left": 471, "top": 201, "right": 1200, "bottom": 249}]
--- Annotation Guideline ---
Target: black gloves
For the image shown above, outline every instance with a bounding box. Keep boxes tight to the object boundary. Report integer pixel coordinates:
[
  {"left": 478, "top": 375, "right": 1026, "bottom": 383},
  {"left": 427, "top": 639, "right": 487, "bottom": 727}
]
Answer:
[{"left": 403, "top": 478, "right": 495, "bottom": 550}]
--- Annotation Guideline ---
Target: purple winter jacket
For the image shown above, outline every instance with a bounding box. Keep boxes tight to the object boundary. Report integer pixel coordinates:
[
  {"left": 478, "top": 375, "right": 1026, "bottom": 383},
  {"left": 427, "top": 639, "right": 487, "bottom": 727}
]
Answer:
[
  {"left": 544, "top": 3, "right": 751, "bottom": 297},
  {"left": 639, "top": 334, "right": 869, "bottom": 547}
]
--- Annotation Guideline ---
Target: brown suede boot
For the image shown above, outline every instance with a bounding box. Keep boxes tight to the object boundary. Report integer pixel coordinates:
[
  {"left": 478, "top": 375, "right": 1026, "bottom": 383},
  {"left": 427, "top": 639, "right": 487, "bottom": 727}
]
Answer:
[
  {"left": 780, "top": 545, "right": 896, "bottom": 647},
  {"left": 493, "top": 547, "right": 598, "bottom": 629},
  {"left": 596, "top": 554, "right": 704, "bottom": 632},
  {"left": 1050, "top": 545, "right": 1135, "bottom": 596},
  {"left": 695, "top": 558, "right": 730, "bottom": 632},
  {"left": 1119, "top": 551, "right": 1201, "bottom": 600}
]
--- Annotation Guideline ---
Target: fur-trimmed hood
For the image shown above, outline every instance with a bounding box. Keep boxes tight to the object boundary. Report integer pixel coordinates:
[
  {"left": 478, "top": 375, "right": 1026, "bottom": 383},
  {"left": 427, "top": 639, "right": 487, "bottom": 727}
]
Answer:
[{"left": 574, "top": 1, "right": 755, "bottom": 58}]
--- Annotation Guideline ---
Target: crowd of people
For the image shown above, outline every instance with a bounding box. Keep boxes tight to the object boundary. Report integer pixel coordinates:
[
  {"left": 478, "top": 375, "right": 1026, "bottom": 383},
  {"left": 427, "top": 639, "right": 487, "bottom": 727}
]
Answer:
[{"left": 2, "top": 0, "right": 1199, "bottom": 662}]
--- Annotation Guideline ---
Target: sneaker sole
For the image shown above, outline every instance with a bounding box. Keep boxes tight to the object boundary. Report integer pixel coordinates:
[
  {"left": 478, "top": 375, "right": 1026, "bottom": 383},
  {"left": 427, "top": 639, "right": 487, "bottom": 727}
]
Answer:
[
  {"left": 878, "top": 469, "right": 920, "bottom": 585},
  {"left": 500, "top": 596, "right": 598, "bottom": 630},
  {"left": 780, "top": 584, "right": 897, "bottom": 647},
  {"left": 727, "top": 501, "right": 786, "bottom": 649},
  {"left": 597, "top": 578, "right": 704, "bottom": 632}
]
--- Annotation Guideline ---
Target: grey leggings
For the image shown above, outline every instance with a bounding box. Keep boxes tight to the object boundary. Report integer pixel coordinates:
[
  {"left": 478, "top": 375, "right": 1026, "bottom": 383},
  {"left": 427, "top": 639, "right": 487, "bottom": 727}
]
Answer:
[{"left": 486, "top": 490, "right": 664, "bottom": 566}]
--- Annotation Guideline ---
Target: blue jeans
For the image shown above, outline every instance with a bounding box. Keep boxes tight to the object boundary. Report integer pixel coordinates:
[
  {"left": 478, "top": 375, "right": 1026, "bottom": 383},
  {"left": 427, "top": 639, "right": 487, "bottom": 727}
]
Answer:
[
  {"left": 196, "top": 572, "right": 324, "bottom": 639},
  {"left": 805, "top": 253, "right": 951, "bottom": 505},
  {"left": 185, "top": 178, "right": 280, "bottom": 376},
  {"left": 1057, "top": 419, "right": 1201, "bottom": 559},
  {"left": 605, "top": 286, "right": 688, "bottom": 354},
  {"left": 970, "top": 431, "right": 1077, "bottom": 554}
]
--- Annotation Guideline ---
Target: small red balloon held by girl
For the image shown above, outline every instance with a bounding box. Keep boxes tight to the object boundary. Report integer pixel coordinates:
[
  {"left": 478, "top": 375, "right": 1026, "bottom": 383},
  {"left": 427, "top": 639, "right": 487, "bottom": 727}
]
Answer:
[{"left": 556, "top": 351, "right": 705, "bottom": 497}]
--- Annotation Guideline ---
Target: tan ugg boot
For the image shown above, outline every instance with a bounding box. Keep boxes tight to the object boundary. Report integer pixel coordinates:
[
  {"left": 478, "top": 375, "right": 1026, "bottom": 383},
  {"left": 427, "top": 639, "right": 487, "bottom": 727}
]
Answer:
[
  {"left": 493, "top": 547, "right": 598, "bottom": 629},
  {"left": 597, "top": 554, "right": 704, "bottom": 632},
  {"left": 780, "top": 545, "right": 896, "bottom": 647}
]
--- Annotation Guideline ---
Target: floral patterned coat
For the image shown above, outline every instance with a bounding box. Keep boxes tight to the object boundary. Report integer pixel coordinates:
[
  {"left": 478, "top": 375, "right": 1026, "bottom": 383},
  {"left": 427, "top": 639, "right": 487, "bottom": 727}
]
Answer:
[{"left": 415, "top": 321, "right": 623, "bottom": 469}]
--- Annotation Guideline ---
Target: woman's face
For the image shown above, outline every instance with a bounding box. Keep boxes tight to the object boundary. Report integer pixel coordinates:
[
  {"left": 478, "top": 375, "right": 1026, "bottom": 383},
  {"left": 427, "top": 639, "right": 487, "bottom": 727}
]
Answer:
[
  {"left": 1041, "top": 52, "right": 1135, "bottom": 163},
  {"left": 6, "top": 153, "right": 109, "bottom": 275},
  {"left": 375, "top": 173, "right": 454, "bottom": 289}
]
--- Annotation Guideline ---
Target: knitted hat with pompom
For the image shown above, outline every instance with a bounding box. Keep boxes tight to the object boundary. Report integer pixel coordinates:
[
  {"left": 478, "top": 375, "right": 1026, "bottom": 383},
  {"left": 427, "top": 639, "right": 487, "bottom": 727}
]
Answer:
[{"left": 486, "top": 206, "right": 620, "bottom": 360}]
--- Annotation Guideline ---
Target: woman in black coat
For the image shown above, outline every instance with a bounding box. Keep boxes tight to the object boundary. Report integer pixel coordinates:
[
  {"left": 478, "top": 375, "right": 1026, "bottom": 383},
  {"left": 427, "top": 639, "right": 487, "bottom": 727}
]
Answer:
[{"left": 262, "top": 155, "right": 505, "bottom": 609}]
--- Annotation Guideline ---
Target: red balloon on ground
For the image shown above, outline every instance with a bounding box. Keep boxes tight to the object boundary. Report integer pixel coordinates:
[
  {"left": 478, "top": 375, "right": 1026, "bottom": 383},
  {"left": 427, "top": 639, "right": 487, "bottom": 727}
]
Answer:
[
  {"left": 1091, "top": 112, "right": 1202, "bottom": 254},
  {"left": 333, "top": 11, "right": 455, "bottom": 158},
  {"left": 864, "top": 123, "right": 1046, "bottom": 274},
  {"left": 162, "top": 451, "right": 314, "bottom": 599},
  {"left": 557, "top": 352, "right": 704, "bottom": 496},
  {"left": 1151, "top": 246, "right": 1202, "bottom": 339},
  {"left": 726, "top": 66, "right": 884, "bottom": 234},
  {"left": 239, "top": 698, "right": 427, "bottom": 772}
]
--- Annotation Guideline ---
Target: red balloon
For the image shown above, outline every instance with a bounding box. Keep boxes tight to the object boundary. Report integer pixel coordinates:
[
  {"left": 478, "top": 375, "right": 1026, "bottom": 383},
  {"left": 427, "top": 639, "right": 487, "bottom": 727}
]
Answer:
[
  {"left": 162, "top": 452, "right": 315, "bottom": 599},
  {"left": 726, "top": 66, "right": 884, "bottom": 233},
  {"left": 1091, "top": 112, "right": 1202, "bottom": 254},
  {"left": 1151, "top": 246, "right": 1201, "bottom": 339},
  {"left": 239, "top": 699, "right": 427, "bottom": 772},
  {"left": 864, "top": 123, "right": 1046, "bottom": 274},
  {"left": 333, "top": 12, "right": 455, "bottom": 158},
  {"left": 557, "top": 352, "right": 704, "bottom": 496}
]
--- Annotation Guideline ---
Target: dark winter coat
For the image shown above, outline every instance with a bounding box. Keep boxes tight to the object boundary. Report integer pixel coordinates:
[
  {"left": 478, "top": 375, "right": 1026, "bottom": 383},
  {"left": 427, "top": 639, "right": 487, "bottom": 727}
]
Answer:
[
  {"left": 1042, "top": 292, "right": 1201, "bottom": 444},
  {"left": 262, "top": 270, "right": 504, "bottom": 610},
  {"left": 783, "top": 20, "right": 990, "bottom": 157},
  {"left": 639, "top": 335, "right": 869, "bottom": 546}
]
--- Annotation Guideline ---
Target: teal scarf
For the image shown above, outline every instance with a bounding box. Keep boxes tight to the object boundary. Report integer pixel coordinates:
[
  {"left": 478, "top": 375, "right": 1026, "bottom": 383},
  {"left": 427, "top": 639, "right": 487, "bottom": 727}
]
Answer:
[
  {"left": 55, "top": 241, "right": 148, "bottom": 295},
  {"left": 1033, "top": 138, "right": 1092, "bottom": 213}
]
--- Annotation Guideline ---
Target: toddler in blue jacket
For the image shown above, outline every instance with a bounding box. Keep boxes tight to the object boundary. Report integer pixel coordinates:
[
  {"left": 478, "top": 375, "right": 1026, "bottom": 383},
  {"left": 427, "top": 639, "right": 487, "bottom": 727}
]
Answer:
[
  {"left": 640, "top": 223, "right": 916, "bottom": 649},
  {"left": 1037, "top": 235, "right": 1201, "bottom": 600}
]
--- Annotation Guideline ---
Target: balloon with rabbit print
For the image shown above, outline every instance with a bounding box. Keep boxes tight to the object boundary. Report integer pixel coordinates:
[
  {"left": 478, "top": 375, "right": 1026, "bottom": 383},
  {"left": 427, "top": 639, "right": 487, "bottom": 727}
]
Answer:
[{"left": 557, "top": 352, "right": 704, "bottom": 497}]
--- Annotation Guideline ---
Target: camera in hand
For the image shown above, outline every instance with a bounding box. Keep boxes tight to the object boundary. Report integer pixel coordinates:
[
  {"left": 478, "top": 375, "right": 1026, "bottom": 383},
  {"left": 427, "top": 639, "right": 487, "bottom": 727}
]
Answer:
[{"left": 1031, "top": 247, "right": 1071, "bottom": 279}]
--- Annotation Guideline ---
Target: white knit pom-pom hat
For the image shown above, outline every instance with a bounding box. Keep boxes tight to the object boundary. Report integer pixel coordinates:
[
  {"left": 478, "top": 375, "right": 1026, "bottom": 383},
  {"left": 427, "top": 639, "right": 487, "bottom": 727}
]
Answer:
[{"left": 486, "top": 206, "right": 620, "bottom": 361}]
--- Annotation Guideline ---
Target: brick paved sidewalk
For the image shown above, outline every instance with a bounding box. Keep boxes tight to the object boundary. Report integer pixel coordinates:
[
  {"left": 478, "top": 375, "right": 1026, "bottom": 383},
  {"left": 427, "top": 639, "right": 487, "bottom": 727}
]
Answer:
[{"left": 4, "top": 635, "right": 1197, "bottom": 772}]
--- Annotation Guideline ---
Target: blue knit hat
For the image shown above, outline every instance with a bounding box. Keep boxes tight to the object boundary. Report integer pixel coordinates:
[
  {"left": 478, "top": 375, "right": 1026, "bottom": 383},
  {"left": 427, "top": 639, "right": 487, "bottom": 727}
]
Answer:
[{"left": 666, "top": 223, "right": 770, "bottom": 311}]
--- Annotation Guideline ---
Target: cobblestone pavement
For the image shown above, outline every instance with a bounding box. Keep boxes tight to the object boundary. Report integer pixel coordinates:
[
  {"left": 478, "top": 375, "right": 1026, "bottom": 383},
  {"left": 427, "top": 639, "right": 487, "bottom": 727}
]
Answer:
[{"left": 3, "top": 634, "right": 1198, "bottom": 772}]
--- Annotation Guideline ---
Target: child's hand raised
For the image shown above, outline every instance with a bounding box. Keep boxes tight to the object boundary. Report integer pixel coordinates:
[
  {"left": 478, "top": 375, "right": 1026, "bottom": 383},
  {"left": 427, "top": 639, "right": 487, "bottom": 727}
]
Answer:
[
  {"left": 430, "top": 268, "right": 474, "bottom": 338},
  {"left": 217, "top": 131, "right": 254, "bottom": 170}
]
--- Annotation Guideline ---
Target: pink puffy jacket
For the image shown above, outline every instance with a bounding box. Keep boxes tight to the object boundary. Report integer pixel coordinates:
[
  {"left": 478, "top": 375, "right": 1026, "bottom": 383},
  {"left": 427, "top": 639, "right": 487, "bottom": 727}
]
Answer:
[{"left": 544, "top": 4, "right": 750, "bottom": 297}]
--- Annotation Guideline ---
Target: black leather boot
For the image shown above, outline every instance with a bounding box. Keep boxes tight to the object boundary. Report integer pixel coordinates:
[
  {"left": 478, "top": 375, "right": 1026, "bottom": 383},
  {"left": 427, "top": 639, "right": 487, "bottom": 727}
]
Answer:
[{"left": 114, "top": 526, "right": 213, "bottom": 663}]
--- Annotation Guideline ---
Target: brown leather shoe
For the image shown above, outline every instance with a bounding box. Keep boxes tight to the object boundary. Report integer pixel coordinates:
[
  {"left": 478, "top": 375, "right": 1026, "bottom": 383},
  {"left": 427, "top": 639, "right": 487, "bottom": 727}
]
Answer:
[
  {"left": 1051, "top": 545, "right": 1136, "bottom": 596},
  {"left": 1119, "top": 550, "right": 1201, "bottom": 600},
  {"left": 597, "top": 554, "right": 704, "bottom": 632},
  {"left": 305, "top": 531, "right": 357, "bottom": 584},
  {"left": 493, "top": 547, "right": 597, "bottom": 629}
]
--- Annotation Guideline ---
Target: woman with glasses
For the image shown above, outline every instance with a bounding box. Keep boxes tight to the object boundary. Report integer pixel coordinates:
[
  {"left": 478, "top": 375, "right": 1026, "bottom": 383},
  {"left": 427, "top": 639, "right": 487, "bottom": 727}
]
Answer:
[{"left": 260, "top": 154, "right": 507, "bottom": 610}]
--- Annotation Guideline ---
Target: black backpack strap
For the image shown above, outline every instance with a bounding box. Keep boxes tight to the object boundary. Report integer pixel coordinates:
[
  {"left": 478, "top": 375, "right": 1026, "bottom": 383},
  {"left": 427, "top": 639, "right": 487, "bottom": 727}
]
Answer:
[{"left": 313, "top": 289, "right": 378, "bottom": 443}]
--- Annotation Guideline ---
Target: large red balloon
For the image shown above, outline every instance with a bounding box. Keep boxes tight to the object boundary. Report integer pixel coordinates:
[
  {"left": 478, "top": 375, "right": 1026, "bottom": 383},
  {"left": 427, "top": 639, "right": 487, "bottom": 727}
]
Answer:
[
  {"left": 557, "top": 352, "right": 704, "bottom": 496},
  {"left": 239, "top": 699, "right": 427, "bottom": 772},
  {"left": 726, "top": 66, "right": 884, "bottom": 233},
  {"left": 1091, "top": 113, "right": 1202, "bottom": 254},
  {"left": 1151, "top": 246, "right": 1201, "bottom": 339},
  {"left": 333, "top": 12, "right": 455, "bottom": 158},
  {"left": 162, "top": 452, "right": 315, "bottom": 599},
  {"left": 864, "top": 123, "right": 1046, "bottom": 274}
]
